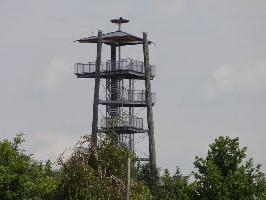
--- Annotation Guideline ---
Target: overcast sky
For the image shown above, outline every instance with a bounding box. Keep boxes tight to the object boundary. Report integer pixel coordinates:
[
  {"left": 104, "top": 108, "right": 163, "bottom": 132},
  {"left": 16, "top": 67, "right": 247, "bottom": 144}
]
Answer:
[{"left": 1, "top": 0, "right": 266, "bottom": 175}]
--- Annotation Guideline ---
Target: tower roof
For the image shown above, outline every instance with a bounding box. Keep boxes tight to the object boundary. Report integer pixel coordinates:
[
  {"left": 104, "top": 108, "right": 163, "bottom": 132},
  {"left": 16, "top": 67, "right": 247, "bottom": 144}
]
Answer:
[{"left": 75, "top": 30, "right": 153, "bottom": 46}]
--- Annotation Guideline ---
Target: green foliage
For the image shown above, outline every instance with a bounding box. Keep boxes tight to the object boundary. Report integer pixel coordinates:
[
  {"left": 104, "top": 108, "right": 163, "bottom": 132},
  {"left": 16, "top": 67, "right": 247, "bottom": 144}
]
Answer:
[
  {"left": 137, "top": 165, "right": 192, "bottom": 200},
  {"left": 160, "top": 168, "right": 192, "bottom": 200},
  {"left": 55, "top": 134, "right": 152, "bottom": 200},
  {"left": 2, "top": 134, "right": 266, "bottom": 200},
  {"left": 192, "top": 136, "right": 266, "bottom": 199},
  {"left": 137, "top": 163, "right": 161, "bottom": 199},
  {"left": 0, "top": 134, "right": 57, "bottom": 200}
]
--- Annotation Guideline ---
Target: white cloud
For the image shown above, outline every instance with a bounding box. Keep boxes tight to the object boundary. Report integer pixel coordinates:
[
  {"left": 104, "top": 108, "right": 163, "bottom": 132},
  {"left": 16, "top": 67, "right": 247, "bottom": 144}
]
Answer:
[
  {"left": 36, "top": 58, "right": 72, "bottom": 89},
  {"left": 153, "top": 0, "right": 186, "bottom": 15},
  {"left": 25, "top": 131, "right": 81, "bottom": 163},
  {"left": 202, "top": 61, "right": 266, "bottom": 99}
]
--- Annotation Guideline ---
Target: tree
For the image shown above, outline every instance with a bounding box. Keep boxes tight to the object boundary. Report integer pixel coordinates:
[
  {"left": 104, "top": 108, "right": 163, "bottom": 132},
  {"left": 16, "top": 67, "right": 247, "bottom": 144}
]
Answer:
[
  {"left": 0, "top": 134, "right": 57, "bottom": 200},
  {"left": 192, "top": 136, "right": 266, "bottom": 199},
  {"left": 55, "top": 134, "right": 152, "bottom": 200},
  {"left": 160, "top": 167, "right": 192, "bottom": 200},
  {"left": 137, "top": 163, "right": 161, "bottom": 199}
]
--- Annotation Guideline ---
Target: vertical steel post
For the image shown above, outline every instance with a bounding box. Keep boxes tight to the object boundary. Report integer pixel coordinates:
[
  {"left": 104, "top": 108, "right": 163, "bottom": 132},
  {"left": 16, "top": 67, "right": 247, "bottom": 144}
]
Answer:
[
  {"left": 110, "top": 45, "right": 120, "bottom": 142},
  {"left": 129, "top": 79, "right": 132, "bottom": 150},
  {"left": 91, "top": 30, "right": 102, "bottom": 147},
  {"left": 110, "top": 45, "right": 117, "bottom": 102},
  {"left": 125, "top": 157, "right": 131, "bottom": 200},
  {"left": 143, "top": 32, "right": 157, "bottom": 168}
]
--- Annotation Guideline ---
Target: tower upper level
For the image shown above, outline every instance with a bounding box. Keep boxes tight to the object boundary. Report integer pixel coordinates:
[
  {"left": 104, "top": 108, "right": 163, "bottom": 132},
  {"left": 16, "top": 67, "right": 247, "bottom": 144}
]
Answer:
[
  {"left": 76, "top": 30, "right": 153, "bottom": 46},
  {"left": 74, "top": 17, "right": 156, "bottom": 80},
  {"left": 75, "top": 17, "right": 153, "bottom": 46}
]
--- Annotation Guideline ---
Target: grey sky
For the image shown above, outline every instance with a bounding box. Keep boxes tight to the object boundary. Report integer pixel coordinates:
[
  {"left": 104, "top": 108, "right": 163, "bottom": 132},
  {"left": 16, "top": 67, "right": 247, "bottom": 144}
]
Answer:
[{"left": 1, "top": 0, "right": 266, "bottom": 174}]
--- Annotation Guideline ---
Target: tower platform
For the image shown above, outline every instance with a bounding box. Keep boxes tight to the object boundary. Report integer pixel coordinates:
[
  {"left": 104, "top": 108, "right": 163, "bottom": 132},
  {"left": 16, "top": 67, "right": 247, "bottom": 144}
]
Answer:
[
  {"left": 100, "top": 116, "right": 148, "bottom": 134},
  {"left": 99, "top": 90, "right": 155, "bottom": 107},
  {"left": 74, "top": 58, "right": 156, "bottom": 80}
]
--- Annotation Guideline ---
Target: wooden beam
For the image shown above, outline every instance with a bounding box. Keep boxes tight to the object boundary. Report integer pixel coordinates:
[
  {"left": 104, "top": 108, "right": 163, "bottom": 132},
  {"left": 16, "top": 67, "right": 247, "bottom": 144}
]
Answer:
[
  {"left": 91, "top": 30, "right": 103, "bottom": 147},
  {"left": 143, "top": 32, "right": 157, "bottom": 169}
]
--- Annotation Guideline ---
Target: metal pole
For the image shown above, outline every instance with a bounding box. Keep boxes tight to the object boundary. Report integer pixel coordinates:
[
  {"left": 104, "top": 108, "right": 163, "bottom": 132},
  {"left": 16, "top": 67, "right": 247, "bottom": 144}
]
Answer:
[
  {"left": 125, "top": 157, "right": 131, "bottom": 200},
  {"left": 143, "top": 32, "right": 157, "bottom": 169},
  {"left": 128, "top": 79, "right": 132, "bottom": 150},
  {"left": 91, "top": 30, "right": 102, "bottom": 147}
]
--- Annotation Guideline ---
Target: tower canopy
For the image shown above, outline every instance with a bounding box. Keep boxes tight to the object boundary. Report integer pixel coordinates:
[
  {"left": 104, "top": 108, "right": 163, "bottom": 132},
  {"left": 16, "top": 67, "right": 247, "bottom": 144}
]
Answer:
[{"left": 75, "top": 30, "right": 153, "bottom": 46}]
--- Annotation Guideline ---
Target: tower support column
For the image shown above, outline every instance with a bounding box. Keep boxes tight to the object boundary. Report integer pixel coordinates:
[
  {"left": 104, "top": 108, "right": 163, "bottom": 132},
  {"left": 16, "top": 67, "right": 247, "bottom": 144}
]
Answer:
[
  {"left": 110, "top": 45, "right": 117, "bottom": 102},
  {"left": 91, "top": 30, "right": 103, "bottom": 147},
  {"left": 143, "top": 32, "right": 157, "bottom": 168}
]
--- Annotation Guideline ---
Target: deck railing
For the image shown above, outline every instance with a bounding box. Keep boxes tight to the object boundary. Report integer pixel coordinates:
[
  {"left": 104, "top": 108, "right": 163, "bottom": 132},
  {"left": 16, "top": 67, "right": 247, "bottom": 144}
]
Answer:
[
  {"left": 74, "top": 62, "right": 103, "bottom": 74},
  {"left": 101, "top": 116, "right": 144, "bottom": 130},
  {"left": 104, "top": 90, "right": 156, "bottom": 104},
  {"left": 74, "top": 58, "right": 156, "bottom": 77}
]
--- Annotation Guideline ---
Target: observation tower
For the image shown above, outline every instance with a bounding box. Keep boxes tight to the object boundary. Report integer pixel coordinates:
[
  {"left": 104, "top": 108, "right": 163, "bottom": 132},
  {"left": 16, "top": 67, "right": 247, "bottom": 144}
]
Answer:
[{"left": 74, "top": 17, "right": 157, "bottom": 167}]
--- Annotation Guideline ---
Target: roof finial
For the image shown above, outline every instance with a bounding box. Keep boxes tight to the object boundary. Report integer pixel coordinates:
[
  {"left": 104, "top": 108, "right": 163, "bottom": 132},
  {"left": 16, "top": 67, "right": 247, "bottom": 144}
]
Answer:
[{"left": 111, "top": 17, "right": 129, "bottom": 31}]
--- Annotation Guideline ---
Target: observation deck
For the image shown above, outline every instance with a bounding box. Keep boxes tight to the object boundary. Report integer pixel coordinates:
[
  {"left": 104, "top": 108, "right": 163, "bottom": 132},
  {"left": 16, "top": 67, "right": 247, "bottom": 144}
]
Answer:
[
  {"left": 99, "top": 90, "right": 155, "bottom": 107},
  {"left": 74, "top": 58, "right": 156, "bottom": 80},
  {"left": 100, "top": 116, "right": 147, "bottom": 134}
]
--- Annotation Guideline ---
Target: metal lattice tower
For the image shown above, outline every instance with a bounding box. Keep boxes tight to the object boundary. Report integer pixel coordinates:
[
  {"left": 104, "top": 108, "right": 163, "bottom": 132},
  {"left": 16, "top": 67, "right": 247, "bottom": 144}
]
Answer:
[{"left": 74, "top": 18, "right": 157, "bottom": 167}]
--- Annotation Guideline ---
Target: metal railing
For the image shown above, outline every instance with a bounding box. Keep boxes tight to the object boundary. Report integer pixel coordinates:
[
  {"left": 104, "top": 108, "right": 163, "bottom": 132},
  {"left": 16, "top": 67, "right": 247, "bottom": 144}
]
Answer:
[
  {"left": 104, "top": 89, "right": 156, "bottom": 104},
  {"left": 74, "top": 58, "right": 156, "bottom": 77},
  {"left": 101, "top": 116, "right": 144, "bottom": 130},
  {"left": 74, "top": 62, "right": 103, "bottom": 74}
]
